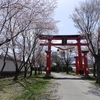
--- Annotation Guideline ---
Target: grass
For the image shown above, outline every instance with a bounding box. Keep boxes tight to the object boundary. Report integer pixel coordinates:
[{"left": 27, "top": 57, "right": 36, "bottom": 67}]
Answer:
[
  {"left": 60, "top": 71, "right": 77, "bottom": 76},
  {"left": 69, "top": 72, "right": 77, "bottom": 76},
  {"left": 92, "top": 82, "right": 100, "bottom": 87},
  {"left": 0, "top": 73, "right": 50, "bottom": 100}
]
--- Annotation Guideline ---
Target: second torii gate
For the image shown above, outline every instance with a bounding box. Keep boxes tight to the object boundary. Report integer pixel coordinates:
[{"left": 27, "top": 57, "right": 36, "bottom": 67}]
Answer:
[{"left": 39, "top": 35, "right": 88, "bottom": 77}]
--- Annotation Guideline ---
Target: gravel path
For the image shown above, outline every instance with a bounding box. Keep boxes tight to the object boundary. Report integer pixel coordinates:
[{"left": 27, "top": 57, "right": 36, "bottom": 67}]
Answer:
[{"left": 47, "top": 72, "right": 100, "bottom": 100}]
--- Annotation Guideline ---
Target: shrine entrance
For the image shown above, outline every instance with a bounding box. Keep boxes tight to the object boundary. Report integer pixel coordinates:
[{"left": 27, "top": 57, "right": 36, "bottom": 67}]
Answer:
[{"left": 39, "top": 35, "right": 88, "bottom": 77}]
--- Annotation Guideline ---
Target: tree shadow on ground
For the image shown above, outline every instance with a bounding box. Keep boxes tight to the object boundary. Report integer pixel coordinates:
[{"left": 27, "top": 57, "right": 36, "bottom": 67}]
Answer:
[
  {"left": 36, "top": 75, "right": 96, "bottom": 81},
  {"left": 81, "top": 83, "right": 100, "bottom": 97},
  {"left": 86, "top": 85, "right": 100, "bottom": 97},
  {"left": 52, "top": 77, "right": 82, "bottom": 80},
  {"left": 36, "top": 75, "right": 82, "bottom": 80},
  {"left": 80, "top": 75, "right": 96, "bottom": 80},
  {"left": 48, "top": 75, "right": 96, "bottom": 81}
]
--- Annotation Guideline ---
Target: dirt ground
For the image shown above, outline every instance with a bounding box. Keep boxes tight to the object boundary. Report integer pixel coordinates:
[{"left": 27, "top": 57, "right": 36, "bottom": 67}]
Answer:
[
  {"left": 0, "top": 77, "right": 61, "bottom": 100},
  {"left": 0, "top": 78, "right": 25, "bottom": 100},
  {"left": 36, "top": 80, "right": 62, "bottom": 100}
]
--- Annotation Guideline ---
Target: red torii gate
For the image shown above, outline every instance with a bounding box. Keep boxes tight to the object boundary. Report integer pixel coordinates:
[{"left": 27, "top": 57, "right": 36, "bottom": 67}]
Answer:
[{"left": 39, "top": 35, "right": 88, "bottom": 77}]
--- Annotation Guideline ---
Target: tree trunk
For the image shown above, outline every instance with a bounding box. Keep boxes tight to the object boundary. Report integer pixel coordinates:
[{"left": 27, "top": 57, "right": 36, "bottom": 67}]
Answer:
[
  {"left": 30, "top": 66, "right": 33, "bottom": 76},
  {"left": 40, "top": 66, "right": 42, "bottom": 74},
  {"left": 34, "top": 67, "right": 37, "bottom": 75},
  {"left": 66, "top": 63, "right": 69, "bottom": 74},
  {"left": 13, "top": 61, "right": 19, "bottom": 80},
  {"left": 24, "top": 65, "right": 27, "bottom": 78},
  {"left": 93, "top": 63, "right": 96, "bottom": 77},
  {"left": 13, "top": 67, "right": 19, "bottom": 80},
  {"left": 57, "top": 64, "right": 59, "bottom": 73},
  {"left": 41, "top": 67, "right": 42, "bottom": 74},
  {"left": 96, "top": 67, "right": 100, "bottom": 84},
  {"left": 96, "top": 57, "right": 100, "bottom": 84},
  {"left": 38, "top": 67, "right": 40, "bottom": 74}
]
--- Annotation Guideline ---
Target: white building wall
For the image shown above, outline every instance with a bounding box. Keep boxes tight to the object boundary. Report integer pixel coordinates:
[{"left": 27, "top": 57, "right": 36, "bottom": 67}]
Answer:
[{"left": 0, "top": 59, "right": 22, "bottom": 72}]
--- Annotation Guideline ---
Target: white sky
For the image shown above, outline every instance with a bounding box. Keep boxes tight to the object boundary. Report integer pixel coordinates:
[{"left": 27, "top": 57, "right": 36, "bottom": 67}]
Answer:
[
  {"left": 51, "top": 0, "right": 87, "bottom": 51},
  {"left": 54, "top": 0, "right": 86, "bottom": 35}
]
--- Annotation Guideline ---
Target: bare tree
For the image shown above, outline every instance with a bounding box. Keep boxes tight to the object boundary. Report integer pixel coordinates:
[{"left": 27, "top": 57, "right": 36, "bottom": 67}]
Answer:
[
  {"left": 51, "top": 51, "right": 61, "bottom": 73},
  {"left": 0, "top": 0, "right": 31, "bottom": 46},
  {"left": 0, "top": 0, "right": 58, "bottom": 46},
  {"left": 0, "top": 0, "right": 58, "bottom": 80},
  {"left": 59, "top": 49, "right": 72, "bottom": 74},
  {"left": 71, "top": 0, "right": 100, "bottom": 83}
]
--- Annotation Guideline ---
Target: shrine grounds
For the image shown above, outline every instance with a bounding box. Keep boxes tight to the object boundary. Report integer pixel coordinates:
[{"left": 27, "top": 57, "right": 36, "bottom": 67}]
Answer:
[
  {"left": 0, "top": 72, "right": 100, "bottom": 100},
  {"left": 0, "top": 73, "right": 52, "bottom": 100}
]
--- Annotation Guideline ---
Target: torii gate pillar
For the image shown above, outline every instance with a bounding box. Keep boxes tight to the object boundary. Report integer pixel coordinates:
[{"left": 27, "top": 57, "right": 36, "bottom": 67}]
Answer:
[
  {"left": 74, "top": 56, "right": 79, "bottom": 74},
  {"left": 45, "top": 37, "right": 52, "bottom": 77},
  {"left": 82, "top": 51, "right": 89, "bottom": 76},
  {"left": 77, "top": 39, "right": 83, "bottom": 74}
]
